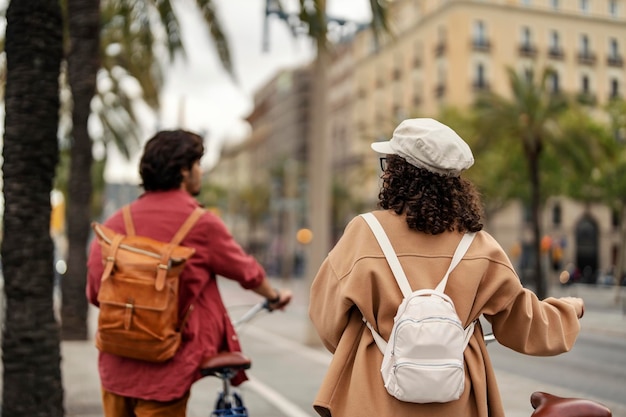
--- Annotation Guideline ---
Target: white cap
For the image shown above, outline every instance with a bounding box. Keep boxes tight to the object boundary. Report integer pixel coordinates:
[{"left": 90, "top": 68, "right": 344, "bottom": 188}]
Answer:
[{"left": 371, "top": 118, "right": 474, "bottom": 176}]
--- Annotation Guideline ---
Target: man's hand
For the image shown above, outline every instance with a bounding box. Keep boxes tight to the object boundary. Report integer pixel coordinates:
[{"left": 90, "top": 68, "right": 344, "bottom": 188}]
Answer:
[{"left": 268, "top": 289, "right": 292, "bottom": 311}]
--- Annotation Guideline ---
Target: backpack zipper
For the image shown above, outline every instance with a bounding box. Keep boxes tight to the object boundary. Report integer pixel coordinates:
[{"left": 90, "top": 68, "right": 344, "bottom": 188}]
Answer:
[{"left": 94, "top": 224, "right": 183, "bottom": 263}]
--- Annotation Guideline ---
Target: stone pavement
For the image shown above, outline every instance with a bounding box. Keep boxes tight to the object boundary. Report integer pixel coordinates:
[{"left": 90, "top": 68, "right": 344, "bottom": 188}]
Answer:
[{"left": 62, "top": 280, "right": 626, "bottom": 417}]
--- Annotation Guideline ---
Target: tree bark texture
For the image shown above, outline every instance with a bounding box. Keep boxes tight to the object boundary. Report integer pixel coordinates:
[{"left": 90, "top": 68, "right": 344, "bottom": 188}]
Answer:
[
  {"left": 2, "top": 0, "right": 65, "bottom": 415},
  {"left": 62, "top": 0, "right": 101, "bottom": 340}
]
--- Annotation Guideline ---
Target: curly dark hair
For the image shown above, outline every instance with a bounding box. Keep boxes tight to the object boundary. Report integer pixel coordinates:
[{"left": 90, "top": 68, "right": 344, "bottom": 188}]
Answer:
[
  {"left": 378, "top": 154, "right": 483, "bottom": 234},
  {"left": 139, "top": 130, "right": 204, "bottom": 191}
]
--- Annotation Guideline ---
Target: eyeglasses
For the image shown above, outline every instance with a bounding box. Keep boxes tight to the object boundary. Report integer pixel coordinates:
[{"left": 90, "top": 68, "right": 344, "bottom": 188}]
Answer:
[{"left": 379, "top": 157, "right": 387, "bottom": 171}]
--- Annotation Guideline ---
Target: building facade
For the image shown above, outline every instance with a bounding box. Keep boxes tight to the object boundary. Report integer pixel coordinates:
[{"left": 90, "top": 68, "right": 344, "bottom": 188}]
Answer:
[{"left": 216, "top": 0, "right": 626, "bottom": 284}]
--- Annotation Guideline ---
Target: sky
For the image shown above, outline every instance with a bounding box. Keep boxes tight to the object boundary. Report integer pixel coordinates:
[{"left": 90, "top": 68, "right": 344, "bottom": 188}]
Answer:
[{"left": 105, "top": 0, "right": 372, "bottom": 183}]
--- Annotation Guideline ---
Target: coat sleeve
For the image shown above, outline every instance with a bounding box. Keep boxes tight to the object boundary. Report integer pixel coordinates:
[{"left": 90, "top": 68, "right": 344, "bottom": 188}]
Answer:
[
  {"left": 309, "top": 256, "right": 354, "bottom": 353},
  {"left": 202, "top": 214, "right": 266, "bottom": 290},
  {"left": 309, "top": 217, "right": 368, "bottom": 353},
  {"left": 486, "top": 289, "right": 581, "bottom": 356}
]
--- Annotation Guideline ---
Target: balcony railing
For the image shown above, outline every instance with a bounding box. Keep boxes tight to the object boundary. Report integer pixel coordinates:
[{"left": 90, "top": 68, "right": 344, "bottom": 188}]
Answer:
[
  {"left": 548, "top": 47, "right": 565, "bottom": 60},
  {"left": 577, "top": 52, "right": 597, "bottom": 66},
  {"left": 518, "top": 44, "right": 538, "bottom": 58},
  {"left": 576, "top": 92, "right": 597, "bottom": 106},
  {"left": 472, "top": 80, "right": 490, "bottom": 92},
  {"left": 607, "top": 55, "right": 624, "bottom": 67},
  {"left": 472, "top": 39, "right": 491, "bottom": 52}
]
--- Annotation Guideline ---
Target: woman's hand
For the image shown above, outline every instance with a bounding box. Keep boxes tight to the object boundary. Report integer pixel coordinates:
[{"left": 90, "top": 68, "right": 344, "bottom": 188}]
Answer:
[{"left": 560, "top": 296, "right": 585, "bottom": 318}]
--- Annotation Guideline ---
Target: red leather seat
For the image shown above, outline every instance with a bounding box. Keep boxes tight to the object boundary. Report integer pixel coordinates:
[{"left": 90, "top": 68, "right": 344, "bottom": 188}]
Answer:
[{"left": 530, "top": 392, "right": 612, "bottom": 417}]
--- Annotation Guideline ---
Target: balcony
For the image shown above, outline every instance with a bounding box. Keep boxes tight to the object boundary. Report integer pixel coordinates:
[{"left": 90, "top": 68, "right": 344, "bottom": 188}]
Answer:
[
  {"left": 472, "top": 39, "right": 491, "bottom": 53},
  {"left": 518, "top": 44, "right": 538, "bottom": 58},
  {"left": 472, "top": 80, "right": 490, "bottom": 92},
  {"left": 576, "top": 92, "right": 597, "bottom": 106},
  {"left": 548, "top": 47, "right": 565, "bottom": 60},
  {"left": 435, "top": 84, "right": 446, "bottom": 98},
  {"left": 434, "top": 42, "right": 446, "bottom": 57},
  {"left": 607, "top": 55, "right": 624, "bottom": 68},
  {"left": 577, "top": 52, "right": 597, "bottom": 66}
]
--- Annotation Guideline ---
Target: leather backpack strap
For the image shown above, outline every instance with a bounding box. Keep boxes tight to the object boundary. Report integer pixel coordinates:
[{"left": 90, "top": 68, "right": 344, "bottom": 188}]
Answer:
[
  {"left": 170, "top": 207, "right": 205, "bottom": 246},
  {"left": 122, "top": 205, "right": 136, "bottom": 236}
]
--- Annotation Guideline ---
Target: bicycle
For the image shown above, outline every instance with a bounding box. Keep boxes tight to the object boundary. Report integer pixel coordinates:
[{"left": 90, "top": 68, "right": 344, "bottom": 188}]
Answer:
[
  {"left": 199, "top": 313, "right": 612, "bottom": 417},
  {"left": 199, "top": 298, "right": 290, "bottom": 417},
  {"left": 484, "top": 333, "right": 613, "bottom": 417}
]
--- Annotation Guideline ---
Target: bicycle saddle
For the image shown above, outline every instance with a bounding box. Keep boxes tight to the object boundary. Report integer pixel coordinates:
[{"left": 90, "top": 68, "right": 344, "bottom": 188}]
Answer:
[
  {"left": 530, "top": 392, "right": 612, "bottom": 417},
  {"left": 199, "top": 351, "right": 252, "bottom": 377}
]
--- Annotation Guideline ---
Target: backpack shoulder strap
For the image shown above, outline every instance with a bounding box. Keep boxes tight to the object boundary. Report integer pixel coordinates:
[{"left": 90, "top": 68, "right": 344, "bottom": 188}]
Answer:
[
  {"left": 170, "top": 207, "right": 205, "bottom": 246},
  {"left": 122, "top": 205, "right": 135, "bottom": 236},
  {"left": 360, "top": 213, "right": 412, "bottom": 298},
  {"left": 435, "top": 232, "right": 476, "bottom": 293}
]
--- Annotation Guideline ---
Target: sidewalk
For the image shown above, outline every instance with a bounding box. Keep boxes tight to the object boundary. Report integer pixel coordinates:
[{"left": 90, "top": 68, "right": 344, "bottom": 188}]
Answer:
[{"left": 63, "top": 281, "right": 626, "bottom": 417}]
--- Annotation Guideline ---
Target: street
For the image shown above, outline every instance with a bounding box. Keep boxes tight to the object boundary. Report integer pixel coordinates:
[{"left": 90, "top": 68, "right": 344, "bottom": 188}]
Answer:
[{"left": 181, "top": 278, "right": 626, "bottom": 417}]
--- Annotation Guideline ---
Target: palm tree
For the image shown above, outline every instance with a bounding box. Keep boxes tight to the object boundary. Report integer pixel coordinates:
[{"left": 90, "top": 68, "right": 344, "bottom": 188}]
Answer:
[
  {"left": 62, "top": 0, "right": 102, "bottom": 340},
  {"left": 472, "top": 67, "right": 615, "bottom": 299},
  {"left": 474, "top": 67, "right": 567, "bottom": 299},
  {"left": 269, "top": 0, "right": 389, "bottom": 344},
  {"left": 1, "top": 0, "right": 65, "bottom": 414},
  {"left": 61, "top": 0, "right": 234, "bottom": 339}
]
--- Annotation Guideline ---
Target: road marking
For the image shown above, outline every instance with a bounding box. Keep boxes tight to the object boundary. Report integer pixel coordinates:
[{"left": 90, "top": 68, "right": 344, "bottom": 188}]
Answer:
[
  {"left": 243, "top": 326, "right": 332, "bottom": 365},
  {"left": 246, "top": 376, "right": 316, "bottom": 417}
]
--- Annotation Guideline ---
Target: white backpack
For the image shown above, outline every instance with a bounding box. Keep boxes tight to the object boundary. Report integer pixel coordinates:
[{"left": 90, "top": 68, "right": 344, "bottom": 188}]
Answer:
[{"left": 360, "top": 213, "right": 476, "bottom": 404}]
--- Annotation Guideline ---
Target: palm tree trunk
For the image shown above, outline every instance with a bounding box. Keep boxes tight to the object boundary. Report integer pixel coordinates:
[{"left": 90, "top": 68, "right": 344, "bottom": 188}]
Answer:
[
  {"left": 305, "top": 22, "right": 331, "bottom": 347},
  {"left": 2, "top": 0, "right": 64, "bottom": 414},
  {"left": 529, "top": 151, "right": 547, "bottom": 300},
  {"left": 62, "top": 0, "right": 101, "bottom": 340},
  {"left": 614, "top": 202, "right": 626, "bottom": 304}
]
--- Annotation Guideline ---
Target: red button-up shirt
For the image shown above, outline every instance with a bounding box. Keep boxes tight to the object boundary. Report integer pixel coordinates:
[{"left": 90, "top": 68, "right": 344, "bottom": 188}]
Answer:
[{"left": 86, "top": 190, "right": 266, "bottom": 401}]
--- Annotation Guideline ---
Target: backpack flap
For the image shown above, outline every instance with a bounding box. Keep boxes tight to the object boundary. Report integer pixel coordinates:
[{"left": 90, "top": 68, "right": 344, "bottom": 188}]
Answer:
[{"left": 92, "top": 223, "right": 196, "bottom": 331}]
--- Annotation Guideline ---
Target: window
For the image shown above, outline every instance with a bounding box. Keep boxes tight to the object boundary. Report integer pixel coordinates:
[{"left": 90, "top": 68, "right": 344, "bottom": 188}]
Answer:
[
  {"left": 435, "top": 25, "right": 446, "bottom": 56},
  {"left": 524, "top": 68, "right": 533, "bottom": 83},
  {"left": 550, "top": 30, "right": 560, "bottom": 49},
  {"left": 473, "top": 20, "right": 486, "bottom": 44},
  {"left": 549, "top": 30, "right": 563, "bottom": 58},
  {"left": 609, "top": 0, "right": 618, "bottom": 16},
  {"left": 551, "top": 72, "right": 560, "bottom": 93},
  {"left": 610, "top": 78, "right": 620, "bottom": 98},
  {"left": 475, "top": 63, "right": 486, "bottom": 89},
  {"left": 580, "top": 0, "right": 589, "bottom": 13},
  {"left": 580, "top": 34, "right": 590, "bottom": 55},
  {"left": 551, "top": 0, "right": 559, "bottom": 9},
  {"left": 521, "top": 26, "right": 531, "bottom": 47},
  {"left": 582, "top": 75, "right": 590, "bottom": 93},
  {"left": 609, "top": 38, "right": 619, "bottom": 58}
]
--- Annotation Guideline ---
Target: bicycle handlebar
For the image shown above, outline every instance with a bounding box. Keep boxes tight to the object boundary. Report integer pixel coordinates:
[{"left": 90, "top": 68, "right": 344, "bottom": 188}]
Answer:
[{"left": 231, "top": 292, "right": 292, "bottom": 328}]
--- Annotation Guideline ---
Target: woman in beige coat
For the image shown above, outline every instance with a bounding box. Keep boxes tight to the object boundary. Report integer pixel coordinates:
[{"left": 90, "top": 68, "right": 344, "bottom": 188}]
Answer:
[{"left": 309, "top": 118, "right": 584, "bottom": 417}]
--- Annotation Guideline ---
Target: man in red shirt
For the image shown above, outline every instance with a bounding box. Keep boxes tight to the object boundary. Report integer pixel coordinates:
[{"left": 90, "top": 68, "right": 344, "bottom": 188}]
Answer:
[{"left": 87, "top": 130, "right": 291, "bottom": 416}]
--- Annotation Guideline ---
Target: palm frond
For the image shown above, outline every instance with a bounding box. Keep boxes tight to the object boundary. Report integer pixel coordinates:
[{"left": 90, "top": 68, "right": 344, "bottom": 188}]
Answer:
[{"left": 195, "top": 0, "right": 234, "bottom": 78}]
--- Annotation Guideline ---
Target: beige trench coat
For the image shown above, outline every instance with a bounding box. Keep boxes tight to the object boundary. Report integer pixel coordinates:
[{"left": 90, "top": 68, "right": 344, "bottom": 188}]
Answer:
[{"left": 309, "top": 210, "right": 581, "bottom": 417}]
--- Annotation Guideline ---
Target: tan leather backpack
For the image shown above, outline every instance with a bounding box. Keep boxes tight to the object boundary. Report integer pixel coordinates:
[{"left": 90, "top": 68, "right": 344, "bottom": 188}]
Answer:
[{"left": 91, "top": 205, "right": 204, "bottom": 362}]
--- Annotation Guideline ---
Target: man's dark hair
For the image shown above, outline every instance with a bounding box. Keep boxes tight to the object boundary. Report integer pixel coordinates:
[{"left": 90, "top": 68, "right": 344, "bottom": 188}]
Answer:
[
  {"left": 378, "top": 154, "right": 483, "bottom": 234},
  {"left": 139, "top": 130, "right": 205, "bottom": 191}
]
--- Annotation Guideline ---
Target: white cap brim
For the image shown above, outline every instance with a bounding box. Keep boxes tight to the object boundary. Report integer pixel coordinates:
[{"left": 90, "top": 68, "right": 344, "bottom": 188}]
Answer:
[{"left": 371, "top": 141, "right": 394, "bottom": 154}]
